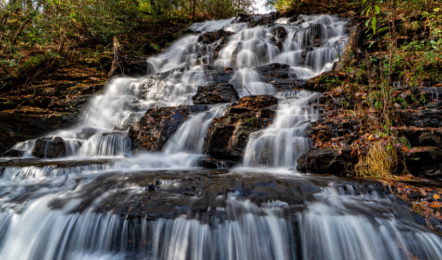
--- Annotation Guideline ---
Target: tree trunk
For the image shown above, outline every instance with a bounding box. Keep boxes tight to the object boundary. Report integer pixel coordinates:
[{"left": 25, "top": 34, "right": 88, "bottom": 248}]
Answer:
[{"left": 108, "top": 36, "right": 121, "bottom": 78}]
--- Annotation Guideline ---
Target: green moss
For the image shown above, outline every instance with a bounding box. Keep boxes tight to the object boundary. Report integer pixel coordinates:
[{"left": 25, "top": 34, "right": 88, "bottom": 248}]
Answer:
[{"left": 244, "top": 117, "right": 258, "bottom": 125}]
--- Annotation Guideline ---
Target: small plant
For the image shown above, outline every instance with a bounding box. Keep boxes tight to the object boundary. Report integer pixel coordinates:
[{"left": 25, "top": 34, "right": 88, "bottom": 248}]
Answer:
[{"left": 355, "top": 140, "right": 398, "bottom": 178}]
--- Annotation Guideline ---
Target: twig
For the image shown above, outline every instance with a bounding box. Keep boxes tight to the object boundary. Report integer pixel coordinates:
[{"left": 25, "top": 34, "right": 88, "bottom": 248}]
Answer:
[{"left": 242, "top": 84, "right": 252, "bottom": 95}]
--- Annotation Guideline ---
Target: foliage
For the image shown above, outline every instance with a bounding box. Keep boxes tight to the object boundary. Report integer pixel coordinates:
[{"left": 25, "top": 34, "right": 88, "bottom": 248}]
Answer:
[{"left": 0, "top": 0, "right": 257, "bottom": 85}]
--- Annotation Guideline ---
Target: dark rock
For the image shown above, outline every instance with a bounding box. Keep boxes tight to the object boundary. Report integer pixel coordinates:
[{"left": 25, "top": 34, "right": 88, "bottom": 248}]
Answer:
[
  {"left": 197, "top": 157, "right": 238, "bottom": 169},
  {"left": 32, "top": 137, "right": 66, "bottom": 158},
  {"left": 203, "top": 95, "right": 277, "bottom": 160},
  {"left": 129, "top": 105, "right": 209, "bottom": 152},
  {"left": 213, "top": 36, "right": 229, "bottom": 59},
  {"left": 198, "top": 29, "right": 234, "bottom": 45},
  {"left": 404, "top": 147, "right": 442, "bottom": 179},
  {"left": 421, "top": 87, "right": 442, "bottom": 103},
  {"left": 343, "top": 133, "right": 359, "bottom": 145},
  {"left": 272, "top": 26, "right": 288, "bottom": 39},
  {"left": 2, "top": 149, "right": 25, "bottom": 157},
  {"left": 0, "top": 111, "right": 77, "bottom": 154},
  {"left": 0, "top": 167, "right": 4, "bottom": 177},
  {"left": 193, "top": 84, "right": 239, "bottom": 104},
  {"left": 249, "top": 15, "right": 272, "bottom": 28},
  {"left": 399, "top": 128, "right": 442, "bottom": 148},
  {"left": 120, "top": 54, "right": 149, "bottom": 76},
  {"left": 76, "top": 127, "right": 97, "bottom": 140},
  {"left": 104, "top": 54, "right": 149, "bottom": 77},
  {"left": 297, "top": 147, "right": 356, "bottom": 174},
  {"left": 395, "top": 109, "right": 442, "bottom": 128},
  {"left": 288, "top": 15, "right": 300, "bottom": 23}
]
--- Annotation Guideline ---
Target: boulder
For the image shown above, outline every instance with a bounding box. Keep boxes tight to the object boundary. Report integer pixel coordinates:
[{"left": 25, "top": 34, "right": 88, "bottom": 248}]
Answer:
[
  {"left": 76, "top": 127, "right": 97, "bottom": 140},
  {"left": 193, "top": 84, "right": 239, "bottom": 104},
  {"left": 198, "top": 29, "right": 234, "bottom": 45},
  {"left": 203, "top": 95, "right": 278, "bottom": 160},
  {"left": 32, "top": 137, "right": 66, "bottom": 158},
  {"left": 296, "top": 147, "right": 355, "bottom": 174},
  {"left": 129, "top": 105, "right": 209, "bottom": 152}
]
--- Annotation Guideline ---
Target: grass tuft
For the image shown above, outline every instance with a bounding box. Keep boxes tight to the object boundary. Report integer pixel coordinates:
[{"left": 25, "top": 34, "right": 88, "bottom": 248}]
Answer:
[{"left": 355, "top": 140, "right": 398, "bottom": 178}]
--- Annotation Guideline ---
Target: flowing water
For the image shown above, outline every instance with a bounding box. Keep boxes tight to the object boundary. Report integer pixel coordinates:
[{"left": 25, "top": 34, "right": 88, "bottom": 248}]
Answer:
[{"left": 1, "top": 14, "right": 442, "bottom": 260}]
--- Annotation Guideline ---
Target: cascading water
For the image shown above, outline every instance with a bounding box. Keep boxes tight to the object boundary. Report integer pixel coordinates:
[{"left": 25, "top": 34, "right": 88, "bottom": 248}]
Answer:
[
  {"left": 242, "top": 90, "right": 319, "bottom": 168},
  {"left": 163, "top": 104, "right": 229, "bottom": 154},
  {"left": 1, "top": 13, "right": 442, "bottom": 260}
]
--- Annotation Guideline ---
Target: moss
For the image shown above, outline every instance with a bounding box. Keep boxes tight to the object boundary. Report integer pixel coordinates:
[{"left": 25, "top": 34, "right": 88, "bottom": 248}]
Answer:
[{"left": 244, "top": 117, "right": 258, "bottom": 124}]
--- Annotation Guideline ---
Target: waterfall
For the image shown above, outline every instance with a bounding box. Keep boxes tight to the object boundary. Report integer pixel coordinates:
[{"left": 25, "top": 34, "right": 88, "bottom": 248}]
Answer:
[
  {"left": 1, "top": 182, "right": 442, "bottom": 260},
  {"left": 243, "top": 90, "right": 319, "bottom": 168},
  {"left": 2, "top": 13, "right": 442, "bottom": 260},
  {"left": 163, "top": 104, "right": 229, "bottom": 154}
]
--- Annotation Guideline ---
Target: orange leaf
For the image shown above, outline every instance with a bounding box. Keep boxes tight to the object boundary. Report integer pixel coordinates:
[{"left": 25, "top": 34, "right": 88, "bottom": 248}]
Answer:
[{"left": 433, "top": 194, "right": 440, "bottom": 200}]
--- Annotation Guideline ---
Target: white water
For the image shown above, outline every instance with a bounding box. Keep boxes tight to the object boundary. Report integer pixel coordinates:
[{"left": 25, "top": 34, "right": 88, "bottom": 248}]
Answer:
[
  {"left": 163, "top": 104, "right": 229, "bottom": 154},
  {"left": 7, "top": 14, "right": 348, "bottom": 161},
  {"left": 2, "top": 14, "right": 442, "bottom": 260},
  {"left": 243, "top": 90, "right": 319, "bottom": 168}
]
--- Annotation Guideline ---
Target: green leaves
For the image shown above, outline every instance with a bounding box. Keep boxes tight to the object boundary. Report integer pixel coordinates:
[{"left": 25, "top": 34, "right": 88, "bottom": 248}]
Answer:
[{"left": 375, "top": 5, "right": 381, "bottom": 14}]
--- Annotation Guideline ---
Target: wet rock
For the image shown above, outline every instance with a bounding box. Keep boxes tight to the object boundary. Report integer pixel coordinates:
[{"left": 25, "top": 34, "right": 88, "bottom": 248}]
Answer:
[
  {"left": 203, "top": 95, "right": 277, "bottom": 160},
  {"left": 296, "top": 147, "right": 355, "bottom": 174},
  {"left": 255, "top": 63, "right": 302, "bottom": 91},
  {"left": 272, "top": 26, "right": 288, "bottom": 39},
  {"left": 213, "top": 36, "right": 229, "bottom": 59},
  {"left": 129, "top": 105, "right": 209, "bottom": 152},
  {"left": 192, "top": 84, "right": 239, "bottom": 104},
  {"left": 32, "top": 137, "right": 66, "bottom": 158},
  {"left": 2, "top": 149, "right": 25, "bottom": 157},
  {"left": 76, "top": 127, "right": 97, "bottom": 140},
  {"left": 198, "top": 29, "right": 234, "bottom": 44},
  {"left": 197, "top": 157, "right": 238, "bottom": 169},
  {"left": 288, "top": 15, "right": 300, "bottom": 23}
]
